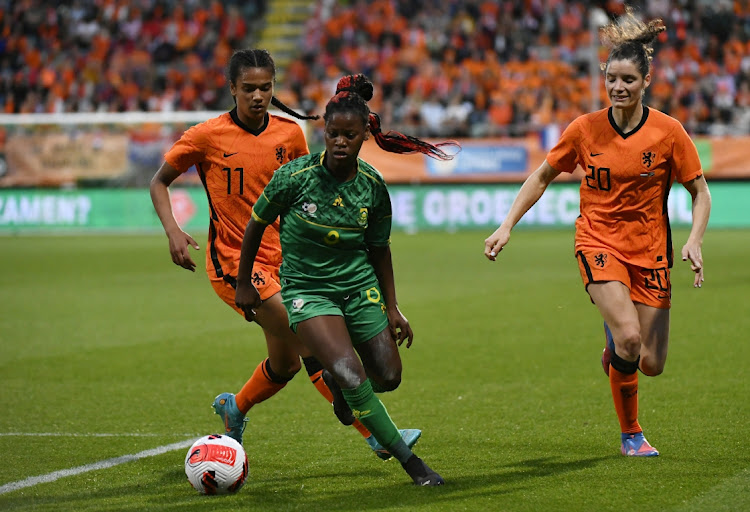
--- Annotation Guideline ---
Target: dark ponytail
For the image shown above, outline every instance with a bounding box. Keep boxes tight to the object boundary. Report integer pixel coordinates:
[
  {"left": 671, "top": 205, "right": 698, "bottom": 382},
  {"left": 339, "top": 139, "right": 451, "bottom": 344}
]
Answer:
[{"left": 228, "top": 49, "right": 320, "bottom": 121}]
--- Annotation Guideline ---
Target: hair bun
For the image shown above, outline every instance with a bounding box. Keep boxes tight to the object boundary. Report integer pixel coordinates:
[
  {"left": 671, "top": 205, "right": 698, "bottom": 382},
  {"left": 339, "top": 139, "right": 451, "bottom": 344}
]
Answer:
[{"left": 336, "top": 74, "right": 374, "bottom": 101}]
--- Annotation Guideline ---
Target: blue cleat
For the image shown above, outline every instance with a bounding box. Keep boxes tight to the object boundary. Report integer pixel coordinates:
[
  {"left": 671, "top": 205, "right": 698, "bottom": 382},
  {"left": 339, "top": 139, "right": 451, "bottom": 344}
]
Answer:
[
  {"left": 602, "top": 322, "right": 615, "bottom": 376},
  {"left": 621, "top": 432, "right": 659, "bottom": 457},
  {"left": 366, "top": 428, "right": 422, "bottom": 460},
  {"left": 212, "top": 392, "right": 248, "bottom": 445}
]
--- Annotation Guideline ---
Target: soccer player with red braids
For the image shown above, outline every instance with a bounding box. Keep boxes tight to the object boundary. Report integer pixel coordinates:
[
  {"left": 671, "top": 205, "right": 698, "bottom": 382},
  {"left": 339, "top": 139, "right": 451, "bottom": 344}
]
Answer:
[
  {"left": 235, "top": 73, "right": 459, "bottom": 485},
  {"left": 484, "top": 9, "right": 711, "bottom": 457},
  {"left": 150, "top": 49, "right": 420, "bottom": 459}
]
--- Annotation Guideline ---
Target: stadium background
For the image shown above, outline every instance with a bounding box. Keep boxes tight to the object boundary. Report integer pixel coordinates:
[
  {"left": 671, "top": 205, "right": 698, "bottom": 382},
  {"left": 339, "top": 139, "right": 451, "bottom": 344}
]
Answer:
[
  {"left": 1, "top": 2, "right": 749, "bottom": 510},
  {"left": 0, "top": 0, "right": 748, "bottom": 232}
]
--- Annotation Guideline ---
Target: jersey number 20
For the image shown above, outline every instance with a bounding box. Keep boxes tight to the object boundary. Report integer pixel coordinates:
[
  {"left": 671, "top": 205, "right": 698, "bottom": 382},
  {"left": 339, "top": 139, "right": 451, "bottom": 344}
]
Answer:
[{"left": 586, "top": 165, "right": 611, "bottom": 191}]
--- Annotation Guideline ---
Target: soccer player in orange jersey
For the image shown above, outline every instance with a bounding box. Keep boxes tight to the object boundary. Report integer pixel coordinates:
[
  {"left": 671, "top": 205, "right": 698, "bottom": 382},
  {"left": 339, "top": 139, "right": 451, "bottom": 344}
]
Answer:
[
  {"left": 150, "top": 49, "right": 421, "bottom": 458},
  {"left": 483, "top": 9, "right": 711, "bottom": 457}
]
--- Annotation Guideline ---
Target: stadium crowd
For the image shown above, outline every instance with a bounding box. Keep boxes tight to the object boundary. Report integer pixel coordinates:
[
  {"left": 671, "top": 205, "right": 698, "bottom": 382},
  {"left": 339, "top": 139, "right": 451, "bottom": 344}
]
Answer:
[
  {"left": 1, "top": 0, "right": 749, "bottom": 138},
  {"left": 0, "top": 0, "right": 264, "bottom": 113},
  {"left": 285, "top": 0, "right": 750, "bottom": 137}
]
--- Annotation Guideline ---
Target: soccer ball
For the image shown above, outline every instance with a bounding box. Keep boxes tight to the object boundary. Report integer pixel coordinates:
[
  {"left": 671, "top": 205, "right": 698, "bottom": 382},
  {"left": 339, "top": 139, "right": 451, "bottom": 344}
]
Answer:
[{"left": 184, "top": 434, "right": 249, "bottom": 494}]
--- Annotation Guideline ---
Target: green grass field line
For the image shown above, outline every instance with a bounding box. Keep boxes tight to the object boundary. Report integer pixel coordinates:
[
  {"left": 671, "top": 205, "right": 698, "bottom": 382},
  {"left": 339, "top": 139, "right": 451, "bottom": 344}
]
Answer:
[{"left": 0, "top": 229, "right": 748, "bottom": 511}]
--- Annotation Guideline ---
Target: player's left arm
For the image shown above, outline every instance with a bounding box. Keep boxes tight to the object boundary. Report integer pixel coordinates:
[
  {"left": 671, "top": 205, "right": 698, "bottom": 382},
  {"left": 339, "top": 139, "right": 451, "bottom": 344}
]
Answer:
[
  {"left": 681, "top": 174, "right": 711, "bottom": 288},
  {"left": 368, "top": 244, "right": 414, "bottom": 348}
]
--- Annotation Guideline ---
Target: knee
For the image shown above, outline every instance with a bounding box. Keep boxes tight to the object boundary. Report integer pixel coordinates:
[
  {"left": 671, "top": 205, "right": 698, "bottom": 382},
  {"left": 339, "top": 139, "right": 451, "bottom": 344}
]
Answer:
[
  {"left": 373, "top": 367, "right": 402, "bottom": 392},
  {"left": 273, "top": 358, "right": 301, "bottom": 380},
  {"left": 616, "top": 328, "right": 641, "bottom": 360},
  {"left": 639, "top": 358, "right": 665, "bottom": 377},
  {"left": 331, "top": 360, "right": 366, "bottom": 389}
]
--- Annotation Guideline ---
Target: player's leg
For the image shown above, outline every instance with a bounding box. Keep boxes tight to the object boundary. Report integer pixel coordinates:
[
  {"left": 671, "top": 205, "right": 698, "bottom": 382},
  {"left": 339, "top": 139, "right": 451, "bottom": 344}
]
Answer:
[
  {"left": 631, "top": 266, "right": 672, "bottom": 377},
  {"left": 211, "top": 289, "right": 299, "bottom": 444},
  {"left": 635, "top": 304, "right": 670, "bottom": 376},
  {"left": 296, "top": 316, "right": 443, "bottom": 485},
  {"left": 588, "top": 281, "right": 658, "bottom": 456},
  {"left": 354, "top": 327, "right": 422, "bottom": 460}
]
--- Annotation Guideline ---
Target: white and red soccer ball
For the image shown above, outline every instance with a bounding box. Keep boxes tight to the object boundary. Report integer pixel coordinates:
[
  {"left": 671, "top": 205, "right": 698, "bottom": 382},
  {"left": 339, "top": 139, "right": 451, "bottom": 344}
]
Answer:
[{"left": 184, "top": 434, "right": 248, "bottom": 494}]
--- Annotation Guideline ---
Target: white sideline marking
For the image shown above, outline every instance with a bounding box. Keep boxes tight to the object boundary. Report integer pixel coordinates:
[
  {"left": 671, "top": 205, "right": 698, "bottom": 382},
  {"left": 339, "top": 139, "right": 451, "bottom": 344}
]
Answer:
[
  {"left": 0, "top": 432, "right": 198, "bottom": 438},
  {"left": 0, "top": 438, "right": 196, "bottom": 495}
]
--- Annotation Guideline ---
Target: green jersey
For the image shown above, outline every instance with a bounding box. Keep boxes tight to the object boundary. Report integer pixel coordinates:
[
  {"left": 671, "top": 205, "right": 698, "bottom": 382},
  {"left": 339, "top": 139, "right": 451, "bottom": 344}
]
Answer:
[{"left": 252, "top": 152, "right": 392, "bottom": 295}]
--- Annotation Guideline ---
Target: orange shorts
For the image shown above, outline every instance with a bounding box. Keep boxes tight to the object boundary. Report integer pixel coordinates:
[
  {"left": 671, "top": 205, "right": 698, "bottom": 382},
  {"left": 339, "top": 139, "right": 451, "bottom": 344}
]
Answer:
[
  {"left": 576, "top": 249, "right": 671, "bottom": 309},
  {"left": 210, "top": 261, "right": 282, "bottom": 317}
]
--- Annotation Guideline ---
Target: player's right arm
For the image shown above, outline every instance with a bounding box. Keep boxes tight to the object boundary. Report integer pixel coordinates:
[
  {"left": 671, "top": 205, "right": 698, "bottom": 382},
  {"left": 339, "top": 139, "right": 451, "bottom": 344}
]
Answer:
[
  {"left": 235, "top": 215, "right": 269, "bottom": 321},
  {"left": 150, "top": 161, "right": 200, "bottom": 272},
  {"left": 484, "top": 160, "right": 561, "bottom": 261}
]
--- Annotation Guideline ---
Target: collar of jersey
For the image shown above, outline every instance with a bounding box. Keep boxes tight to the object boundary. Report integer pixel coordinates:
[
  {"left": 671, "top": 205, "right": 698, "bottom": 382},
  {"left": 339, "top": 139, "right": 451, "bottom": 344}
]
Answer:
[
  {"left": 608, "top": 106, "right": 650, "bottom": 139},
  {"left": 318, "top": 150, "right": 362, "bottom": 185},
  {"left": 229, "top": 107, "right": 269, "bottom": 136}
]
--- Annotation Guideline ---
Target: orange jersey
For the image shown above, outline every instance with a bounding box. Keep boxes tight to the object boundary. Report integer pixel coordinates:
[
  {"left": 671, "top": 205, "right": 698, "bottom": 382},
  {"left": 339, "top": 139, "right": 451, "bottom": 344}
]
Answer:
[
  {"left": 164, "top": 109, "right": 309, "bottom": 279},
  {"left": 547, "top": 107, "right": 703, "bottom": 268}
]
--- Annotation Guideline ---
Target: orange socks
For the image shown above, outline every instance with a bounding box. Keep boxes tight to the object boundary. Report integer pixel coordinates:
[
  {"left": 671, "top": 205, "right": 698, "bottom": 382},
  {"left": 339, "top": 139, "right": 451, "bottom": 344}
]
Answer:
[
  {"left": 234, "top": 358, "right": 290, "bottom": 414},
  {"left": 309, "top": 369, "right": 372, "bottom": 438},
  {"left": 609, "top": 364, "right": 641, "bottom": 434}
]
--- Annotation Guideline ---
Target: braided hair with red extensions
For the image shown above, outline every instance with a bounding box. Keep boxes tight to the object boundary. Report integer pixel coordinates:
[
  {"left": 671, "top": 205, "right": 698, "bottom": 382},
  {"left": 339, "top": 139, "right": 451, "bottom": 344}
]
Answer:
[{"left": 325, "top": 74, "right": 460, "bottom": 160}]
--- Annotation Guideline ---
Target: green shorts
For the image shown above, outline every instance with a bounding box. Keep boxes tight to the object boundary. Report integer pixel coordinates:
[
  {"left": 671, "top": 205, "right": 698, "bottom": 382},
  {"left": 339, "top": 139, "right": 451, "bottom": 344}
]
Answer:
[{"left": 282, "top": 284, "right": 388, "bottom": 345}]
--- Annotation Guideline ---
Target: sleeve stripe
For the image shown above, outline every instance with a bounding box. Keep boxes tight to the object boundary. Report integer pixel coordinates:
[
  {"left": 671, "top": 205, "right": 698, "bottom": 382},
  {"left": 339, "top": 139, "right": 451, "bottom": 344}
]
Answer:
[
  {"left": 251, "top": 210, "right": 271, "bottom": 224},
  {"left": 291, "top": 164, "right": 319, "bottom": 177},
  {"left": 260, "top": 191, "right": 284, "bottom": 207}
]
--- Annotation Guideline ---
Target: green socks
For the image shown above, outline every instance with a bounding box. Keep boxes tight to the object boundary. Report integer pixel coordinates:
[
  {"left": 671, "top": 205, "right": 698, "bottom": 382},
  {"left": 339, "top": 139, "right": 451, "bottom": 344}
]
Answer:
[{"left": 341, "top": 379, "right": 412, "bottom": 463}]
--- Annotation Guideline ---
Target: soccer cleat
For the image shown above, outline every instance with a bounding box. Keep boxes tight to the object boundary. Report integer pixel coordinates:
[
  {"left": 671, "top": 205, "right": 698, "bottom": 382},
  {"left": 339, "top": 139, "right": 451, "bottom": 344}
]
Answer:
[
  {"left": 367, "top": 428, "right": 422, "bottom": 460},
  {"left": 401, "top": 454, "right": 445, "bottom": 486},
  {"left": 621, "top": 432, "right": 659, "bottom": 457},
  {"left": 602, "top": 322, "right": 615, "bottom": 377},
  {"left": 212, "top": 392, "right": 248, "bottom": 445},
  {"left": 321, "top": 370, "right": 355, "bottom": 426}
]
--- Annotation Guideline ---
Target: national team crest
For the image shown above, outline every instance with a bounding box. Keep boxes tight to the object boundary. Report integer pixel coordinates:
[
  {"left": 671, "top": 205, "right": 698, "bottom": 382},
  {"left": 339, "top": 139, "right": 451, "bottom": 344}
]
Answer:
[
  {"left": 641, "top": 150, "right": 657, "bottom": 169},
  {"left": 357, "top": 207, "right": 368, "bottom": 227},
  {"left": 275, "top": 145, "right": 287, "bottom": 163},
  {"left": 594, "top": 253, "right": 607, "bottom": 268}
]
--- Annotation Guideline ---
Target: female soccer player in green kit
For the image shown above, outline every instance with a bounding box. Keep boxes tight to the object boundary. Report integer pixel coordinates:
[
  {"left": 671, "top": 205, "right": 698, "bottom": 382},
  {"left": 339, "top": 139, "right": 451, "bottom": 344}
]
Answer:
[{"left": 234, "top": 74, "right": 458, "bottom": 486}]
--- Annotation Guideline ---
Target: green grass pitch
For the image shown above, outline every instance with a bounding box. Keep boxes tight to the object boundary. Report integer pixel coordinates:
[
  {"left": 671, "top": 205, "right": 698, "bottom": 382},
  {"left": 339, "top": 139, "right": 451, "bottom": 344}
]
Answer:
[{"left": 0, "top": 229, "right": 748, "bottom": 511}]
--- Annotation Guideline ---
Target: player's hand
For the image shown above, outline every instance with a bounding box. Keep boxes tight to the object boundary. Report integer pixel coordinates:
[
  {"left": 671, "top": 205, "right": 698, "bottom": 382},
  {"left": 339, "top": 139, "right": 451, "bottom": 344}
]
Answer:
[
  {"left": 681, "top": 242, "right": 704, "bottom": 288},
  {"left": 387, "top": 306, "right": 414, "bottom": 348},
  {"left": 484, "top": 227, "right": 511, "bottom": 261},
  {"left": 167, "top": 229, "right": 199, "bottom": 272},
  {"left": 235, "top": 282, "right": 262, "bottom": 322}
]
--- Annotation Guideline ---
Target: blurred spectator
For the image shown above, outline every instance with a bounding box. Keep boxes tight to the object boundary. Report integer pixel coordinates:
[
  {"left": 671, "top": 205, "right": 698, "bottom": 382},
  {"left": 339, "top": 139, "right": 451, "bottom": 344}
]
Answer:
[
  {"left": 281, "top": 0, "right": 750, "bottom": 137},
  {"left": 0, "top": 0, "right": 264, "bottom": 113},
  {"left": 0, "top": 0, "right": 748, "bottom": 139}
]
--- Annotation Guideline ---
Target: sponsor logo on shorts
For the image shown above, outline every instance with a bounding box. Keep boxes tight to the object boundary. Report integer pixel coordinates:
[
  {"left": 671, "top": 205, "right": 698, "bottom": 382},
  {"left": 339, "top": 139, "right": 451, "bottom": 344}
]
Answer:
[
  {"left": 594, "top": 253, "right": 607, "bottom": 268},
  {"left": 292, "top": 299, "right": 305, "bottom": 311},
  {"left": 252, "top": 271, "right": 266, "bottom": 286},
  {"left": 324, "top": 230, "right": 339, "bottom": 245}
]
